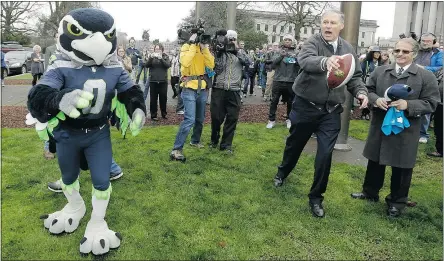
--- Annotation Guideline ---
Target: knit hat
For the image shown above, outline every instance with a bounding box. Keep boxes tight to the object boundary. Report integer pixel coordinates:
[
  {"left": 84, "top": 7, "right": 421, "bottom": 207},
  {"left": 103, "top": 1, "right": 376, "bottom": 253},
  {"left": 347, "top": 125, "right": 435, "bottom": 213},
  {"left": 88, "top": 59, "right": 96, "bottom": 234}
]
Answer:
[
  {"left": 227, "top": 30, "right": 238, "bottom": 40},
  {"left": 283, "top": 34, "right": 294, "bottom": 41},
  {"left": 384, "top": 84, "right": 413, "bottom": 101}
]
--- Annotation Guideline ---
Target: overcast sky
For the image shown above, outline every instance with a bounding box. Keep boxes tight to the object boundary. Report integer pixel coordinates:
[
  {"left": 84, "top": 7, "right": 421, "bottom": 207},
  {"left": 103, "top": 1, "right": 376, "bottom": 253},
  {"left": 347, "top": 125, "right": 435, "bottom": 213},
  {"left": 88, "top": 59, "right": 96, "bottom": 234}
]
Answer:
[{"left": 99, "top": 1, "right": 396, "bottom": 42}]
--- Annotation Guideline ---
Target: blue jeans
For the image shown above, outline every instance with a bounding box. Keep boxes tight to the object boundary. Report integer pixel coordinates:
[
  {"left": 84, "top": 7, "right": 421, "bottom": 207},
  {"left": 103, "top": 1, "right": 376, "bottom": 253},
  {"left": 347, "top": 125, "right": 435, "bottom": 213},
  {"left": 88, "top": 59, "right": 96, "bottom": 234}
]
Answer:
[
  {"left": 143, "top": 76, "right": 150, "bottom": 101},
  {"left": 173, "top": 88, "right": 208, "bottom": 150},
  {"left": 110, "top": 158, "right": 122, "bottom": 175},
  {"left": 420, "top": 113, "right": 431, "bottom": 139},
  {"left": 44, "top": 140, "right": 50, "bottom": 151}
]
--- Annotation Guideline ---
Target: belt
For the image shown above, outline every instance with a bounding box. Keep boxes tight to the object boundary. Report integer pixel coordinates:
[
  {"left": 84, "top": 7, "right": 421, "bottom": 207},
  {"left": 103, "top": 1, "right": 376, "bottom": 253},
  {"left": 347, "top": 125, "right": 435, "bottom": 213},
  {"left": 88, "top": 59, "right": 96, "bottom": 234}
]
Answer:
[
  {"left": 62, "top": 123, "right": 108, "bottom": 133},
  {"left": 181, "top": 75, "right": 204, "bottom": 93},
  {"left": 80, "top": 124, "right": 107, "bottom": 133}
]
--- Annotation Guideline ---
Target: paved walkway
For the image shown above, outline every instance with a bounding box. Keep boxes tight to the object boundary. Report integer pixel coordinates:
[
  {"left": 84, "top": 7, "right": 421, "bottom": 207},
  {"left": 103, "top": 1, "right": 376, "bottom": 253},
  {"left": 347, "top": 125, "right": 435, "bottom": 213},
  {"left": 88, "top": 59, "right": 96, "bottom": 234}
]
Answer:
[{"left": 1, "top": 83, "right": 368, "bottom": 167}]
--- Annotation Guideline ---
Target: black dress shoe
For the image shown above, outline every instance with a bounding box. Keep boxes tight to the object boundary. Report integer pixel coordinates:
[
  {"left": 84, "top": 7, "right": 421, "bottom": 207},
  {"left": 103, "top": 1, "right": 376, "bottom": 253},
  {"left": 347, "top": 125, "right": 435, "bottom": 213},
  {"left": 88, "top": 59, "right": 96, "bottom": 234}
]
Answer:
[
  {"left": 220, "top": 148, "right": 233, "bottom": 154},
  {"left": 350, "top": 192, "right": 379, "bottom": 202},
  {"left": 387, "top": 206, "right": 401, "bottom": 217},
  {"left": 309, "top": 203, "right": 325, "bottom": 218},
  {"left": 151, "top": 117, "right": 159, "bottom": 121},
  {"left": 273, "top": 176, "right": 283, "bottom": 187}
]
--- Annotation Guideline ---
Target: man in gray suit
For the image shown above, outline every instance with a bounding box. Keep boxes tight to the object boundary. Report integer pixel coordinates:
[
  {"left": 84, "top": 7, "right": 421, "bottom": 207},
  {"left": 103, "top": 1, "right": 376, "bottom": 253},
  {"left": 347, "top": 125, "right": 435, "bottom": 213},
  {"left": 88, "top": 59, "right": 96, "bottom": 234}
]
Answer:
[{"left": 351, "top": 37, "right": 440, "bottom": 217}]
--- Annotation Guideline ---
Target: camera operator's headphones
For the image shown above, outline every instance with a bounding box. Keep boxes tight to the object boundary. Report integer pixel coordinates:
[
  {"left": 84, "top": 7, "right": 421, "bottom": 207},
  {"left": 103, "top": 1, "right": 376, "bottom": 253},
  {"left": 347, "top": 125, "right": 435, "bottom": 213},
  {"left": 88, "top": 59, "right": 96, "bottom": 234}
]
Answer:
[{"left": 418, "top": 32, "right": 437, "bottom": 44}]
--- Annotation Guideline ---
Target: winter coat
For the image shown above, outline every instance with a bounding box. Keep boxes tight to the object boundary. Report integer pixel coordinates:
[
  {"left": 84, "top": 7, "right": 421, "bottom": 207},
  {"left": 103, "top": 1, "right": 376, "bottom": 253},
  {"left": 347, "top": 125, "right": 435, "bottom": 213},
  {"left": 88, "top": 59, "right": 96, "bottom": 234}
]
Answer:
[
  {"left": 118, "top": 56, "right": 133, "bottom": 73},
  {"left": 126, "top": 47, "right": 141, "bottom": 66},
  {"left": 170, "top": 55, "right": 180, "bottom": 77},
  {"left": 423, "top": 48, "right": 443, "bottom": 73},
  {"left": 31, "top": 52, "right": 44, "bottom": 75},
  {"left": 293, "top": 33, "right": 368, "bottom": 113},
  {"left": 213, "top": 50, "right": 250, "bottom": 91},
  {"left": 145, "top": 53, "right": 171, "bottom": 82},
  {"left": 179, "top": 44, "right": 214, "bottom": 90},
  {"left": 272, "top": 46, "right": 300, "bottom": 83},
  {"left": 264, "top": 51, "right": 278, "bottom": 71},
  {"left": 361, "top": 59, "right": 380, "bottom": 81},
  {"left": 363, "top": 63, "right": 440, "bottom": 168}
]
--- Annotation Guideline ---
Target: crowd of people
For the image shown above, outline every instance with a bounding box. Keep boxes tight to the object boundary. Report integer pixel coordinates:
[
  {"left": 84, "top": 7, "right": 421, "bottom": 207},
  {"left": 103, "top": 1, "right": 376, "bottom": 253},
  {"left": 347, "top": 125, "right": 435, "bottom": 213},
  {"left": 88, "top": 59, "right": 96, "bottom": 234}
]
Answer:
[
  {"left": 21, "top": 6, "right": 443, "bottom": 257},
  {"left": 28, "top": 9, "right": 442, "bottom": 219}
]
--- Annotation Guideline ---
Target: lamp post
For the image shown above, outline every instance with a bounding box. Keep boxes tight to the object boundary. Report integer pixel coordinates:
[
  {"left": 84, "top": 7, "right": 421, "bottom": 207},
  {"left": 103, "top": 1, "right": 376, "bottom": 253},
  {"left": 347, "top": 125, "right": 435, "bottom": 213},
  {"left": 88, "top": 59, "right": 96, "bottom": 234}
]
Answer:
[
  {"left": 334, "top": 1, "right": 362, "bottom": 152},
  {"left": 195, "top": 2, "right": 202, "bottom": 23},
  {"left": 227, "top": 2, "right": 236, "bottom": 30}
]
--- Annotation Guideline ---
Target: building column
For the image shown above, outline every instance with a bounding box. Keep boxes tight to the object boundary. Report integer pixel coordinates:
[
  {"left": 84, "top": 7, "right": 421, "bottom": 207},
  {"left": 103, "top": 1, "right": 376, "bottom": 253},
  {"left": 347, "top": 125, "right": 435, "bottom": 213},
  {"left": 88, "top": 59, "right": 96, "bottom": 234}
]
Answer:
[
  {"left": 428, "top": 2, "right": 438, "bottom": 33},
  {"left": 414, "top": 1, "right": 424, "bottom": 33}
]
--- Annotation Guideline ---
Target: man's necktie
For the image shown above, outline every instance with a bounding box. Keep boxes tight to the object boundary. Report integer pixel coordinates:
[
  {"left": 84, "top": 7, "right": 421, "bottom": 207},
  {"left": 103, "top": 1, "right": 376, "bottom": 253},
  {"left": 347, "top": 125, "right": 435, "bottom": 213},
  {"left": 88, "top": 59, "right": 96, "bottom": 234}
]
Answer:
[{"left": 397, "top": 67, "right": 404, "bottom": 76}]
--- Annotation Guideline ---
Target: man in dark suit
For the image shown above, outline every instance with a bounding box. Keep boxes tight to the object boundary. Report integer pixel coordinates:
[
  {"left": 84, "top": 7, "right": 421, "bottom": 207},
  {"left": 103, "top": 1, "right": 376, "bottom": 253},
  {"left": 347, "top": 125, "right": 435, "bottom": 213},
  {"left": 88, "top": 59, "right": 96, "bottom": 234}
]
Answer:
[
  {"left": 351, "top": 37, "right": 440, "bottom": 217},
  {"left": 273, "top": 9, "right": 369, "bottom": 218}
]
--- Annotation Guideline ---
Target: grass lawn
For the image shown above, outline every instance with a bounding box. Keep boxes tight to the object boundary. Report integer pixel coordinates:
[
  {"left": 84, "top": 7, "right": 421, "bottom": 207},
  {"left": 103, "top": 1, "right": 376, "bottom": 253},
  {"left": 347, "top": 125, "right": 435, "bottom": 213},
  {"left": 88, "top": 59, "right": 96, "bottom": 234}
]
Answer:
[
  {"left": 1, "top": 122, "right": 442, "bottom": 260},
  {"left": 7, "top": 73, "right": 32, "bottom": 80}
]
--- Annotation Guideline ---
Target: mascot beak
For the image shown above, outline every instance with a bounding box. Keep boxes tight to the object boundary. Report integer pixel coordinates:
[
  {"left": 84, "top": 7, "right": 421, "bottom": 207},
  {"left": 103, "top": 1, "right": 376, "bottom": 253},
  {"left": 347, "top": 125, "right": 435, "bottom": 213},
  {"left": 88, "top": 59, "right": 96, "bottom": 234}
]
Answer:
[{"left": 71, "top": 32, "right": 112, "bottom": 65}]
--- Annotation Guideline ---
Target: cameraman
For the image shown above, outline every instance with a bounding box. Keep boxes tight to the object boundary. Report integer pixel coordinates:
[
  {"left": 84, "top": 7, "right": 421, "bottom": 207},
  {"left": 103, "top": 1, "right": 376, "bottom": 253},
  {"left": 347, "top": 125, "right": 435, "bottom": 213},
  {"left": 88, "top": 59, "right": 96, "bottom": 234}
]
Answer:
[
  {"left": 210, "top": 30, "right": 250, "bottom": 153},
  {"left": 266, "top": 34, "right": 300, "bottom": 129},
  {"left": 170, "top": 32, "right": 215, "bottom": 162}
]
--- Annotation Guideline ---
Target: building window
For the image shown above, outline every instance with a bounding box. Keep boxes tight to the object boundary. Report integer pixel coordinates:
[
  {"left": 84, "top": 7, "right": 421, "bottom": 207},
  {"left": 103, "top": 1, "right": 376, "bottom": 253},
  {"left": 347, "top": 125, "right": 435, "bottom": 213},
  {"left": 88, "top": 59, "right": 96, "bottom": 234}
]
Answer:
[
  {"left": 257, "top": 24, "right": 260, "bottom": 31},
  {"left": 273, "top": 25, "right": 276, "bottom": 33},
  {"left": 311, "top": 27, "right": 314, "bottom": 34},
  {"left": 304, "top": 27, "right": 307, "bottom": 34},
  {"left": 280, "top": 36, "right": 283, "bottom": 42},
  {"left": 265, "top": 24, "right": 268, "bottom": 32},
  {"left": 362, "top": 32, "right": 365, "bottom": 38},
  {"left": 272, "top": 35, "right": 276, "bottom": 43},
  {"left": 361, "top": 41, "right": 365, "bottom": 47},
  {"left": 289, "top": 26, "right": 292, "bottom": 33},
  {"left": 281, "top": 25, "right": 284, "bottom": 33}
]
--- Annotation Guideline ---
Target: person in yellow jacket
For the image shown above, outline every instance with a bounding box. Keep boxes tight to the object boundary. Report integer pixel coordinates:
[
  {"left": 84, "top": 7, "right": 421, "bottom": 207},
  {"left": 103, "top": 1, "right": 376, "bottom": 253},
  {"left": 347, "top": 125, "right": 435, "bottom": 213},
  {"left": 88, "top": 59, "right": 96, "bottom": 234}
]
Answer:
[{"left": 170, "top": 33, "right": 215, "bottom": 162}]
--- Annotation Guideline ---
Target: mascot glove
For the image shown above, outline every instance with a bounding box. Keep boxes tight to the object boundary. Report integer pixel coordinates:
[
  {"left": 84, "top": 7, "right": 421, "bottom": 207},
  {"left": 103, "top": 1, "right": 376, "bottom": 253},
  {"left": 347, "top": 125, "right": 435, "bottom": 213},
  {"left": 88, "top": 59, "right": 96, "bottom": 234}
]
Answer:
[
  {"left": 59, "top": 90, "right": 94, "bottom": 118},
  {"left": 26, "top": 112, "right": 48, "bottom": 130},
  {"left": 129, "top": 108, "right": 146, "bottom": 136},
  {"left": 26, "top": 112, "right": 49, "bottom": 141}
]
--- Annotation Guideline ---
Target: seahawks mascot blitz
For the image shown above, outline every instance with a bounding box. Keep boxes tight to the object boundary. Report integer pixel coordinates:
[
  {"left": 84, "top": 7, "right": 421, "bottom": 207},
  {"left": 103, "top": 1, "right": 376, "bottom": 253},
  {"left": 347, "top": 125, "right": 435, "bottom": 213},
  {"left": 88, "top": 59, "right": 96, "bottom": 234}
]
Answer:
[{"left": 26, "top": 8, "right": 146, "bottom": 255}]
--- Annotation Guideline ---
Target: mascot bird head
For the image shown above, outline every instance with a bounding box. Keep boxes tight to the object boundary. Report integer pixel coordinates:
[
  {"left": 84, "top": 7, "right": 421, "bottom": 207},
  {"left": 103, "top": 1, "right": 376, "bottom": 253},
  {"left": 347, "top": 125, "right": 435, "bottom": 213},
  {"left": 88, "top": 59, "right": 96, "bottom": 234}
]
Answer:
[{"left": 56, "top": 8, "right": 117, "bottom": 66}]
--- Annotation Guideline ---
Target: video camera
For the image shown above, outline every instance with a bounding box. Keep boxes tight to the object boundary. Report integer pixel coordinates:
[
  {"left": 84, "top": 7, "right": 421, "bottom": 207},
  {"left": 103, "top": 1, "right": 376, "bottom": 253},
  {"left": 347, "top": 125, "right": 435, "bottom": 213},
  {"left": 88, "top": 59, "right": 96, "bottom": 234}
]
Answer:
[
  {"left": 399, "top": 31, "right": 417, "bottom": 41},
  {"left": 212, "top": 29, "right": 237, "bottom": 54},
  {"left": 177, "top": 18, "right": 211, "bottom": 45}
]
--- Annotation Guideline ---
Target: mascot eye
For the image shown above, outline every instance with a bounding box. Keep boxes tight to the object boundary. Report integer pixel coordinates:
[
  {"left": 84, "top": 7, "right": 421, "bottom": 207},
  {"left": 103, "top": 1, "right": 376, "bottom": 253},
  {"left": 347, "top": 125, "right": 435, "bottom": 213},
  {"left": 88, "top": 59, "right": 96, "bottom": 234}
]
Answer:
[
  {"left": 67, "top": 23, "right": 83, "bottom": 36},
  {"left": 106, "top": 30, "right": 116, "bottom": 39}
]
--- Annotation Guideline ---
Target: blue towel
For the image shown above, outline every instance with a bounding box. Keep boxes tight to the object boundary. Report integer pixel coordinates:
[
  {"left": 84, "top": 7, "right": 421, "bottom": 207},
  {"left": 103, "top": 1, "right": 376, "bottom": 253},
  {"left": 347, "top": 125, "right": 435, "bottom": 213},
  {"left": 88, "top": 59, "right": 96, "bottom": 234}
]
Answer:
[
  {"left": 205, "top": 67, "right": 215, "bottom": 78},
  {"left": 381, "top": 107, "right": 410, "bottom": 135}
]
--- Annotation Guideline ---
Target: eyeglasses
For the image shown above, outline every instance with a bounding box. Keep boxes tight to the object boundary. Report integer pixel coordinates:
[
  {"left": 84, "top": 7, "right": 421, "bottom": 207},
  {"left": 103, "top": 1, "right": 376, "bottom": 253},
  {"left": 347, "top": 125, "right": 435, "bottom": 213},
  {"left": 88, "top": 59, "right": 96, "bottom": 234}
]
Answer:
[{"left": 393, "top": 49, "right": 413, "bottom": 54}]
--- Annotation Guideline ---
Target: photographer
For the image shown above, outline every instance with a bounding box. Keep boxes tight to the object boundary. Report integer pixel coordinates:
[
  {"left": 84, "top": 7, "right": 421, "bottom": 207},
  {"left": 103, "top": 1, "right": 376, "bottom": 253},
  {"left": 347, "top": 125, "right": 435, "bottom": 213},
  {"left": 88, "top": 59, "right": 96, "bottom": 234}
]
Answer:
[
  {"left": 263, "top": 42, "right": 280, "bottom": 101},
  {"left": 210, "top": 30, "right": 250, "bottom": 153},
  {"left": 170, "top": 48, "right": 180, "bottom": 99},
  {"left": 145, "top": 44, "right": 171, "bottom": 120},
  {"left": 170, "top": 26, "right": 215, "bottom": 162},
  {"left": 126, "top": 37, "right": 142, "bottom": 81},
  {"left": 266, "top": 34, "right": 300, "bottom": 129},
  {"left": 414, "top": 32, "right": 443, "bottom": 144}
]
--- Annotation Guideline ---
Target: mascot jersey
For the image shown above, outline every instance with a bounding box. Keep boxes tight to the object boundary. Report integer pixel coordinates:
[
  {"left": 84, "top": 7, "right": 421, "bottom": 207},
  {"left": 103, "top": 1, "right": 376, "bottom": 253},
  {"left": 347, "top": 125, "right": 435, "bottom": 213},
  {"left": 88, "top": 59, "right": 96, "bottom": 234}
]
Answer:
[
  {"left": 26, "top": 8, "right": 146, "bottom": 256},
  {"left": 40, "top": 55, "right": 133, "bottom": 127}
]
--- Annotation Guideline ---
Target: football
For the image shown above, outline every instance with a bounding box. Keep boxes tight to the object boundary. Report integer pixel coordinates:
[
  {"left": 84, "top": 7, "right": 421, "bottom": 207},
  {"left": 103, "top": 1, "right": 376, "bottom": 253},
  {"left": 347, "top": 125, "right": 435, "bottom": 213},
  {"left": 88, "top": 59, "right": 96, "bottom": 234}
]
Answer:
[{"left": 326, "top": 53, "right": 356, "bottom": 89}]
